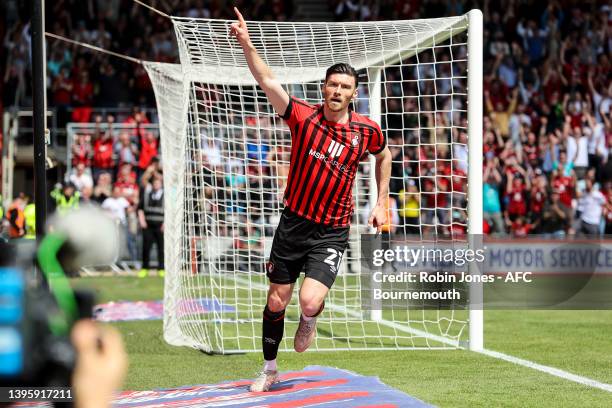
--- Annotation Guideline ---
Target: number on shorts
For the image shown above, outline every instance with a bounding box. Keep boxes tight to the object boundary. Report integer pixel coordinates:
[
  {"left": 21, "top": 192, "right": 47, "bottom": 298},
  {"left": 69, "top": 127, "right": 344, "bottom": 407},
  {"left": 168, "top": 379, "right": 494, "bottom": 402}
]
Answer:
[{"left": 324, "top": 248, "right": 342, "bottom": 273}]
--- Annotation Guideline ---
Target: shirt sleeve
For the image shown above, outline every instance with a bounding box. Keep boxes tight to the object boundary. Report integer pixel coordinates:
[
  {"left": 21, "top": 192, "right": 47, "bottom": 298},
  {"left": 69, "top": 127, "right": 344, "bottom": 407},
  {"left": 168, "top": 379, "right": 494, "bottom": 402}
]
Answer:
[
  {"left": 280, "top": 96, "right": 316, "bottom": 128},
  {"left": 367, "top": 125, "right": 386, "bottom": 155}
]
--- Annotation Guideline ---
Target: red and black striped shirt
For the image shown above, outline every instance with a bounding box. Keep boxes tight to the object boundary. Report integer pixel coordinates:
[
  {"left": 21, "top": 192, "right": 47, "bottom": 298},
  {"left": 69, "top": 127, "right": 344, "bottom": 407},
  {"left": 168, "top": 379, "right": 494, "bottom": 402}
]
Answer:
[{"left": 280, "top": 96, "right": 386, "bottom": 227}]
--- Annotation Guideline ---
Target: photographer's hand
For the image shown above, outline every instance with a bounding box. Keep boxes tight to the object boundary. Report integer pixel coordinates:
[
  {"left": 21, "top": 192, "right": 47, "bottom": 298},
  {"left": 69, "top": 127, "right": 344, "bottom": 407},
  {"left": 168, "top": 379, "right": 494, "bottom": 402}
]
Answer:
[{"left": 71, "top": 319, "right": 128, "bottom": 408}]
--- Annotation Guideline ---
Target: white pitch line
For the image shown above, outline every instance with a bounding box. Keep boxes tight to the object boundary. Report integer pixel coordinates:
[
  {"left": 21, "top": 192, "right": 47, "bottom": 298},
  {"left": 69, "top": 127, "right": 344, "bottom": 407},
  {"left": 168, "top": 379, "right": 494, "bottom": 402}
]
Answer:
[
  {"left": 230, "top": 274, "right": 612, "bottom": 392},
  {"left": 480, "top": 349, "right": 612, "bottom": 393}
]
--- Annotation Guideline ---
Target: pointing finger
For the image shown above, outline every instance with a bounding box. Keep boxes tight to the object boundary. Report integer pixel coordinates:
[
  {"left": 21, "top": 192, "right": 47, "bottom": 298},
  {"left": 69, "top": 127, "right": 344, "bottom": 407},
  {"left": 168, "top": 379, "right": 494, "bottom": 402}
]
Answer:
[{"left": 234, "top": 7, "right": 245, "bottom": 25}]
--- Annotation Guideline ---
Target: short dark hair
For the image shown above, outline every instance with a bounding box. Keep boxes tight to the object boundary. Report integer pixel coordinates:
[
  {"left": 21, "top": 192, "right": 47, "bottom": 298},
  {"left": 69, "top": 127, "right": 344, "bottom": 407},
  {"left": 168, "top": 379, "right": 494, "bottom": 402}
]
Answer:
[{"left": 325, "top": 63, "right": 359, "bottom": 88}]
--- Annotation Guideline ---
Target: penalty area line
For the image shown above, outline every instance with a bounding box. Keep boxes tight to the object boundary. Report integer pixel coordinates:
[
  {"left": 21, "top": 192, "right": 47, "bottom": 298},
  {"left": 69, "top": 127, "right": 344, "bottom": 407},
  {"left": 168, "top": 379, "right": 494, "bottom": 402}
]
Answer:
[{"left": 480, "top": 348, "right": 612, "bottom": 393}]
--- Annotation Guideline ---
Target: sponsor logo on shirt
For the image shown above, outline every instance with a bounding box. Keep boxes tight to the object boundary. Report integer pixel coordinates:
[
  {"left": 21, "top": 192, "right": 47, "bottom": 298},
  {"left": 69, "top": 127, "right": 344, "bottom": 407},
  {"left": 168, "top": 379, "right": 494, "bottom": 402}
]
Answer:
[
  {"left": 327, "top": 140, "right": 345, "bottom": 158},
  {"left": 308, "top": 146, "right": 350, "bottom": 173}
]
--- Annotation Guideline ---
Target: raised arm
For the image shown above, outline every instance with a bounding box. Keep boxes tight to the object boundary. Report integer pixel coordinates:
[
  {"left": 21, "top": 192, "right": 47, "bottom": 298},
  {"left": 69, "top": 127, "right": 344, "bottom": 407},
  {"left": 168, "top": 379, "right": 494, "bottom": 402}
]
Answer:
[
  {"left": 516, "top": 164, "right": 531, "bottom": 189},
  {"left": 506, "top": 172, "right": 514, "bottom": 194},
  {"left": 230, "top": 8, "right": 289, "bottom": 117},
  {"left": 484, "top": 89, "right": 494, "bottom": 113}
]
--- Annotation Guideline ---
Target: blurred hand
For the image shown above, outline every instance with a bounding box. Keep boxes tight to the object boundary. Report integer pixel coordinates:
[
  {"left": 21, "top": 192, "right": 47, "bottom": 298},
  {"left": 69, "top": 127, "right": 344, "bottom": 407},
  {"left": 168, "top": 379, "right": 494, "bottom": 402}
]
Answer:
[
  {"left": 71, "top": 319, "right": 127, "bottom": 408},
  {"left": 368, "top": 203, "right": 388, "bottom": 233},
  {"left": 230, "top": 8, "right": 251, "bottom": 47}
]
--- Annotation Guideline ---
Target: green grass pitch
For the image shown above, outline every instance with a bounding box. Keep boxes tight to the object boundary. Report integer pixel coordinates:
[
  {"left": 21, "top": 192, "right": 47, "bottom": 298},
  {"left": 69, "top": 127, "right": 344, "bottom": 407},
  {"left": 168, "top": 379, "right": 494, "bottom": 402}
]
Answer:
[{"left": 72, "top": 276, "right": 612, "bottom": 407}]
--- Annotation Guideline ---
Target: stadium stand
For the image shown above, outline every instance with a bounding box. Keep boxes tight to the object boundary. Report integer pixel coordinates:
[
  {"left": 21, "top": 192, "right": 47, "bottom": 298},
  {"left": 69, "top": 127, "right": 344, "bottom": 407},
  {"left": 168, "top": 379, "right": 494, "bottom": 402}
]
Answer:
[{"left": 0, "top": 0, "right": 610, "bottom": 255}]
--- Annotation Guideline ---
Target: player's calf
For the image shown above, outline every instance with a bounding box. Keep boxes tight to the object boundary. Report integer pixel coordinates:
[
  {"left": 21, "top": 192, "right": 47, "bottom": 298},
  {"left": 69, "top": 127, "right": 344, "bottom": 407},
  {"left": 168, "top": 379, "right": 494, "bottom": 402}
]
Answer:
[
  {"left": 294, "top": 301, "right": 324, "bottom": 352},
  {"left": 249, "top": 304, "right": 286, "bottom": 392},
  {"left": 262, "top": 305, "right": 285, "bottom": 361}
]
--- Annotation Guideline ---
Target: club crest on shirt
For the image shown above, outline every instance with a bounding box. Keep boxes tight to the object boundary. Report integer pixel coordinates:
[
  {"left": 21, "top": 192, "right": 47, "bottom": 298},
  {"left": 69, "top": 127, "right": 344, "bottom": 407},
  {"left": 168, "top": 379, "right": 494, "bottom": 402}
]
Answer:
[{"left": 350, "top": 131, "right": 361, "bottom": 147}]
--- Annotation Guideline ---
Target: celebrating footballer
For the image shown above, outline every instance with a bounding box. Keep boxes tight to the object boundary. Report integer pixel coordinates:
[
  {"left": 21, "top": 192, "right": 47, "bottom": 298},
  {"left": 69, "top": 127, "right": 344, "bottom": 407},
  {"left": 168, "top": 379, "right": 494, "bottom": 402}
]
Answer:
[{"left": 230, "top": 7, "right": 392, "bottom": 392}]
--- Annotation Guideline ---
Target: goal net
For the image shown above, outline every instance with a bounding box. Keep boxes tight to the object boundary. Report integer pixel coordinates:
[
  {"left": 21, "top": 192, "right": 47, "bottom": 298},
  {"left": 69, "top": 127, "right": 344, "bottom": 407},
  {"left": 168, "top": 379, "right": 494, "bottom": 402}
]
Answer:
[{"left": 145, "top": 10, "right": 483, "bottom": 354}]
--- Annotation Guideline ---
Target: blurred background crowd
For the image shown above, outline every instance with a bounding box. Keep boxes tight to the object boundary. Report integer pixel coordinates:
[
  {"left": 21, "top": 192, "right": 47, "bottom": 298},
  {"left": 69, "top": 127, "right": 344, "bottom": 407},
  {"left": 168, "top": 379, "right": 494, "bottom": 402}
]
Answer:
[{"left": 1, "top": 0, "right": 611, "bottom": 267}]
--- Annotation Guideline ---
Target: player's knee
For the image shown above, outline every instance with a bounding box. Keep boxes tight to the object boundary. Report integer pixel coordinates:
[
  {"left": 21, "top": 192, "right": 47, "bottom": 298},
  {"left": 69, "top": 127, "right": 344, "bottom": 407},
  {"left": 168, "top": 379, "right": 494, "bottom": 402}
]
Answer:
[
  {"left": 267, "top": 294, "right": 288, "bottom": 312},
  {"left": 300, "top": 297, "right": 324, "bottom": 317}
]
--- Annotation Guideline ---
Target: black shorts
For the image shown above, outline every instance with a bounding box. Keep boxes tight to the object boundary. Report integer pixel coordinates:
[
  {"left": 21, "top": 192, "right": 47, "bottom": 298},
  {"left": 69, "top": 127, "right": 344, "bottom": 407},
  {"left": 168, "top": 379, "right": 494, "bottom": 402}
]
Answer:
[{"left": 267, "top": 208, "right": 350, "bottom": 289}]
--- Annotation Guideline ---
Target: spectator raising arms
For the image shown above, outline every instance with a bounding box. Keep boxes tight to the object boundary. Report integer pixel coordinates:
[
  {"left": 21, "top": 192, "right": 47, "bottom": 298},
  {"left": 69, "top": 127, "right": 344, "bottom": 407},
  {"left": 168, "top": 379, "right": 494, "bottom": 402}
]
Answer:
[{"left": 92, "top": 117, "right": 115, "bottom": 180}]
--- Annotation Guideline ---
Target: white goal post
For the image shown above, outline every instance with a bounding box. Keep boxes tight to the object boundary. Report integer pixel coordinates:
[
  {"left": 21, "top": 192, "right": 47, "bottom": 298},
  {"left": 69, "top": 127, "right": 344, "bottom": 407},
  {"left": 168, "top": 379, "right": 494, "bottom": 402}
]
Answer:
[{"left": 145, "top": 9, "right": 483, "bottom": 354}]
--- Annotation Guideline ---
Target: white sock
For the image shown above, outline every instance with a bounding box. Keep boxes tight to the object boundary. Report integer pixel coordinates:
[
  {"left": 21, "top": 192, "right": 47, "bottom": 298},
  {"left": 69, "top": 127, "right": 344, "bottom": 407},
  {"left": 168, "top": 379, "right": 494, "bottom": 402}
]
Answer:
[
  {"left": 301, "top": 313, "right": 313, "bottom": 322},
  {"left": 264, "top": 359, "right": 277, "bottom": 372}
]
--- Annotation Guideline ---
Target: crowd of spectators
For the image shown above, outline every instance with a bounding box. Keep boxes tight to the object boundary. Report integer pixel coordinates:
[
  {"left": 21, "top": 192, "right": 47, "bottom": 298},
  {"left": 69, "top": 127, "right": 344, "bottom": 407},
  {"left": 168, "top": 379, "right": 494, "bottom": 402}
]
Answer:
[
  {"left": 0, "top": 1, "right": 295, "bottom": 264},
  {"left": 1, "top": 0, "right": 612, "bottom": 245},
  {"left": 0, "top": 0, "right": 295, "bottom": 123},
  {"left": 476, "top": 0, "right": 610, "bottom": 236},
  {"left": 61, "top": 109, "right": 162, "bottom": 264},
  {"left": 332, "top": 0, "right": 612, "bottom": 237}
]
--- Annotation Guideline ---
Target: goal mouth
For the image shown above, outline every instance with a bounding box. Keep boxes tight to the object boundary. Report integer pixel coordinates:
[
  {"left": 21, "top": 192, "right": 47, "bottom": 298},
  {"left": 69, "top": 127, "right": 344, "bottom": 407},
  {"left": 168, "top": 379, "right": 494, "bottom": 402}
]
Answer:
[{"left": 146, "top": 10, "right": 483, "bottom": 354}]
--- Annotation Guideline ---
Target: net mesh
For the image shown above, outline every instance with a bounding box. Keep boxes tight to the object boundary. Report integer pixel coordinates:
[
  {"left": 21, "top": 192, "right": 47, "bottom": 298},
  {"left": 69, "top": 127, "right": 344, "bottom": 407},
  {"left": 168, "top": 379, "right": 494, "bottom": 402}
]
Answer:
[{"left": 146, "top": 13, "right": 475, "bottom": 353}]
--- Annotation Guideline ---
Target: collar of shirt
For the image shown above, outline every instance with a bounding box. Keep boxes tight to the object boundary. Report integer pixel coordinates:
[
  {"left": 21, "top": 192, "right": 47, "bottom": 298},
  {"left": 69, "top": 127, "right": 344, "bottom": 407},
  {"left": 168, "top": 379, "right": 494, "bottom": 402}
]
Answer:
[{"left": 319, "top": 105, "right": 352, "bottom": 128}]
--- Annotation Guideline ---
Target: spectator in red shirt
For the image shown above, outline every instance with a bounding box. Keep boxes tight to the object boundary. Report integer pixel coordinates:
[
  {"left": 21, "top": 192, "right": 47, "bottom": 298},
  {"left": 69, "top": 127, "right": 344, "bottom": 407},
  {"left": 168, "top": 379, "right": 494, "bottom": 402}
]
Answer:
[
  {"left": 123, "top": 107, "right": 150, "bottom": 127},
  {"left": 510, "top": 216, "right": 534, "bottom": 237},
  {"left": 92, "top": 125, "right": 115, "bottom": 180},
  {"left": 450, "top": 209, "right": 467, "bottom": 238},
  {"left": 505, "top": 171, "right": 530, "bottom": 223},
  {"left": 563, "top": 92, "right": 589, "bottom": 130},
  {"left": 499, "top": 140, "right": 522, "bottom": 169},
  {"left": 71, "top": 56, "right": 88, "bottom": 81},
  {"left": 72, "top": 71, "right": 94, "bottom": 122},
  {"left": 561, "top": 48, "right": 587, "bottom": 90},
  {"left": 483, "top": 120, "right": 504, "bottom": 161},
  {"left": 486, "top": 78, "right": 510, "bottom": 112},
  {"left": 72, "top": 133, "right": 93, "bottom": 168},
  {"left": 522, "top": 130, "right": 539, "bottom": 169},
  {"left": 51, "top": 67, "right": 73, "bottom": 127},
  {"left": 542, "top": 64, "right": 567, "bottom": 102},
  {"left": 52, "top": 67, "right": 72, "bottom": 106},
  {"left": 115, "top": 163, "right": 139, "bottom": 204},
  {"left": 551, "top": 167, "right": 575, "bottom": 208},
  {"left": 529, "top": 170, "right": 548, "bottom": 221},
  {"left": 551, "top": 167, "right": 576, "bottom": 233},
  {"left": 138, "top": 130, "right": 159, "bottom": 172}
]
